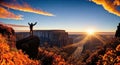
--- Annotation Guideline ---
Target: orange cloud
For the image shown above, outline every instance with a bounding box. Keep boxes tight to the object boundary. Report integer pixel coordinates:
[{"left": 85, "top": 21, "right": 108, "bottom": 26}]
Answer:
[
  {"left": 92, "top": 0, "right": 120, "bottom": 16},
  {"left": 5, "top": 24, "right": 28, "bottom": 27},
  {"left": 0, "top": 2, "right": 54, "bottom": 16},
  {"left": 0, "top": 22, "right": 28, "bottom": 27},
  {"left": 0, "top": 6, "right": 22, "bottom": 20}
]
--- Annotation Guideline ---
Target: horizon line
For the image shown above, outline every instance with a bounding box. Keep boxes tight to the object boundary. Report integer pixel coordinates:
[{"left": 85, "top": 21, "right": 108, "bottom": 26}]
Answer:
[{"left": 15, "top": 30, "right": 115, "bottom": 33}]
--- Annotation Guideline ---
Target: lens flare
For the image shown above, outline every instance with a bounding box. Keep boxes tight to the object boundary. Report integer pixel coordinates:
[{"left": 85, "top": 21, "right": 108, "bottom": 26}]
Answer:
[{"left": 86, "top": 29, "right": 95, "bottom": 35}]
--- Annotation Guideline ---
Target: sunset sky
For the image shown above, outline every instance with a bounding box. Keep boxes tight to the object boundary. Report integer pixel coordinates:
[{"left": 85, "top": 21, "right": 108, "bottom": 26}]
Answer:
[{"left": 0, "top": 0, "right": 120, "bottom": 32}]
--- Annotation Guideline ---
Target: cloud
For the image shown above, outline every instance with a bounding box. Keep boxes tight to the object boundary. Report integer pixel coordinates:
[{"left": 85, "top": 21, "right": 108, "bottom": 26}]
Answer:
[
  {"left": 0, "top": 6, "right": 22, "bottom": 20},
  {"left": 0, "top": 1, "right": 54, "bottom": 16},
  {"left": 6, "top": 24, "right": 28, "bottom": 27},
  {"left": 0, "top": 22, "right": 28, "bottom": 27},
  {"left": 92, "top": 0, "right": 120, "bottom": 16}
]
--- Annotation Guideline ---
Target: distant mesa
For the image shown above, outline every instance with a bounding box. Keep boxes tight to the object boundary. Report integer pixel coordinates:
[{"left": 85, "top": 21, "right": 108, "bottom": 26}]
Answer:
[
  {"left": 0, "top": 24, "right": 16, "bottom": 47},
  {"left": 16, "top": 35, "right": 40, "bottom": 59},
  {"left": 115, "top": 23, "right": 120, "bottom": 38},
  {"left": 16, "top": 30, "right": 73, "bottom": 47}
]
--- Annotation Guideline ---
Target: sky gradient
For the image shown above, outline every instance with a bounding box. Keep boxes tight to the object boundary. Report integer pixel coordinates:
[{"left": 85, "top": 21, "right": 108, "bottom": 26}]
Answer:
[{"left": 0, "top": 0, "right": 120, "bottom": 32}]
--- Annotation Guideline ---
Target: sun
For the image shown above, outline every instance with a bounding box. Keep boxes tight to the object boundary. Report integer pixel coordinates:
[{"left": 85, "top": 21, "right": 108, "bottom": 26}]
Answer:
[{"left": 86, "top": 29, "right": 95, "bottom": 35}]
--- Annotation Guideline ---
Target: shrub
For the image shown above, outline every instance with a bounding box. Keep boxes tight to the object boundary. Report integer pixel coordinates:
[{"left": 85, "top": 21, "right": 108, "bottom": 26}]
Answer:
[{"left": 0, "top": 35, "right": 40, "bottom": 65}]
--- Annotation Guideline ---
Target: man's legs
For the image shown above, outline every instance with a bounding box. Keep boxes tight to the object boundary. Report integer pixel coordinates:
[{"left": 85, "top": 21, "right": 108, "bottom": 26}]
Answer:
[
  {"left": 30, "top": 30, "right": 31, "bottom": 35},
  {"left": 31, "top": 30, "right": 33, "bottom": 36},
  {"left": 30, "top": 26, "right": 33, "bottom": 36}
]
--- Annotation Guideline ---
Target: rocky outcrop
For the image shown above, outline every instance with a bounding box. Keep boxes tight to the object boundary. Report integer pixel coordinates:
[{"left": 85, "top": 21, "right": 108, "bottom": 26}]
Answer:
[
  {"left": 115, "top": 23, "right": 120, "bottom": 37},
  {"left": 0, "top": 24, "right": 16, "bottom": 47},
  {"left": 16, "top": 36, "right": 40, "bottom": 59}
]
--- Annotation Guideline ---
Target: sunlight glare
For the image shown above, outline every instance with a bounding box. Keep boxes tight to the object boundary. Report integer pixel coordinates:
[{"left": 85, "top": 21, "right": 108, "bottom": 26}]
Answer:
[{"left": 86, "top": 29, "right": 95, "bottom": 35}]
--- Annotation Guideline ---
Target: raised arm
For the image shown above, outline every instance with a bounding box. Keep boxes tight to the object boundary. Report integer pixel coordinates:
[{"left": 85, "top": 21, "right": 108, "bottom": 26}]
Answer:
[
  {"left": 33, "top": 22, "right": 37, "bottom": 26},
  {"left": 28, "top": 22, "right": 30, "bottom": 25}
]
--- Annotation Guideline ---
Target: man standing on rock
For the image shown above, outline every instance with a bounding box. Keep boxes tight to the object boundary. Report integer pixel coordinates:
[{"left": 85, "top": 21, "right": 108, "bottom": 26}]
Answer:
[{"left": 28, "top": 22, "right": 37, "bottom": 36}]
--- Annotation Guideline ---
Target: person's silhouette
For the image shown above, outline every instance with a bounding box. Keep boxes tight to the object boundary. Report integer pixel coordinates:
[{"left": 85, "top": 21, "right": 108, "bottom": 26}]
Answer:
[{"left": 28, "top": 22, "right": 37, "bottom": 36}]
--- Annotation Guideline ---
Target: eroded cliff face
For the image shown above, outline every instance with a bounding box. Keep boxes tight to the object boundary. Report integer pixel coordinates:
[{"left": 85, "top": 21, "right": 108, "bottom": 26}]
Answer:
[
  {"left": 81, "top": 36, "right": 103, "bottom": 53},
  {"left": 115, "top": 23, "right": 120, "bottom": 37},
  {"left": 0, "top": 24, "right": 16, "bottom": 47}
]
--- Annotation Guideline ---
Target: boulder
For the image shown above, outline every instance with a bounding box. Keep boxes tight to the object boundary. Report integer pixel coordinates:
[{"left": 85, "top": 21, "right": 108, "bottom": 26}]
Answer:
[{"left": 16, "top": 36, "right": 40, "bottom": 59}]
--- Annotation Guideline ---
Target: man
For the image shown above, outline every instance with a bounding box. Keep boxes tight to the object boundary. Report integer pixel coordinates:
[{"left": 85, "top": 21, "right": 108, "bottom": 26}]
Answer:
[{"left": 28, "top": 22, "right": 37, "bottom": 36}]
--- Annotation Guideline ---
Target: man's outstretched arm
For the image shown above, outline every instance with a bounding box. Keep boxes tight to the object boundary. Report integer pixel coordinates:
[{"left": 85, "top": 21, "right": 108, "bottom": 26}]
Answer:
[
  {"left": 28, "top": 22, "right": 30, "bottom": 25},
  {"left": 33, "top": 22, "right": 37, "bottom": 26}
]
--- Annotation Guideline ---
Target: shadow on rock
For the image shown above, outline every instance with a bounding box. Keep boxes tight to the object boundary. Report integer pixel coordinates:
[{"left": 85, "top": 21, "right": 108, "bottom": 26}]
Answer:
[{"left": 16, "top": 35, "right": 40, "bottom": 59}]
